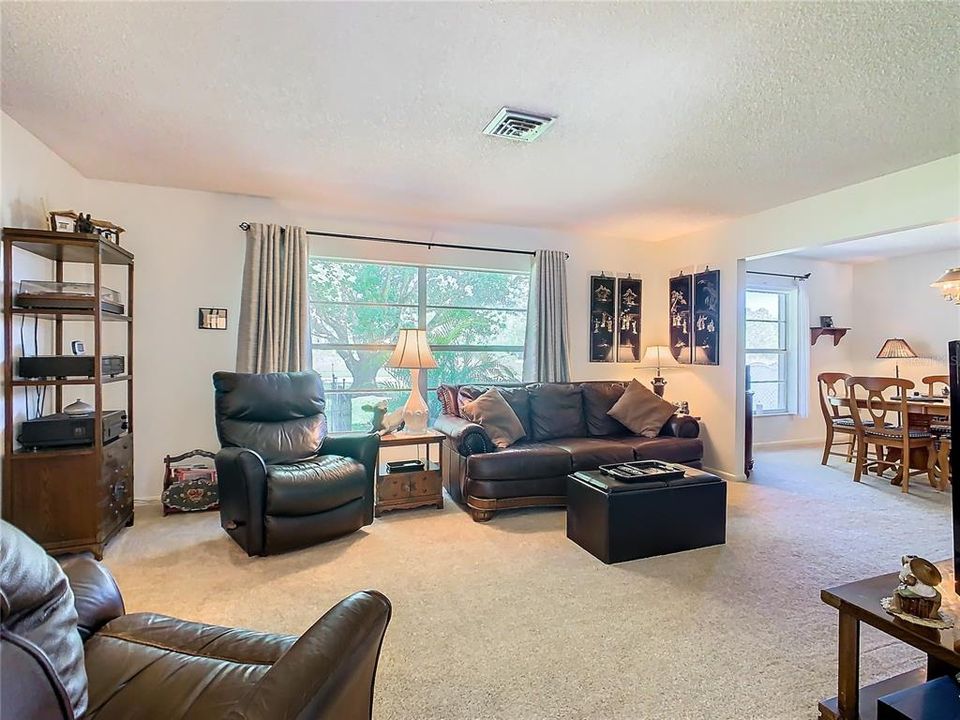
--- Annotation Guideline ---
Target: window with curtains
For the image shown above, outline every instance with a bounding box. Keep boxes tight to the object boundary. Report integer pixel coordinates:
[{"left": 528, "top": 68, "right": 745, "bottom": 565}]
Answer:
[
  {"left": 308, "top": 258, "right": 530, "bottom": 431},
  {"left": 745, "top": 288, "right": 799, "bottom": 415}
]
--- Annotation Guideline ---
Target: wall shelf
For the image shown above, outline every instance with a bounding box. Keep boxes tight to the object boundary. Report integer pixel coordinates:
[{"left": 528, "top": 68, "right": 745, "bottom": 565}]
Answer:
[{"left": 811, "top": 327, "right": 849, "bottom": 346}]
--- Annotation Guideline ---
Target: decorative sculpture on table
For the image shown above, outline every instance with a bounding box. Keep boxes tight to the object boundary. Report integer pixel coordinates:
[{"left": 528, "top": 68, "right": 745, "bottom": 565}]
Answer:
[
  {"left": 362, "top": 399, "right": 404, "bottom": 435},
  {"left": 880, "top": 555, "right": 954, "bottom": 628}
]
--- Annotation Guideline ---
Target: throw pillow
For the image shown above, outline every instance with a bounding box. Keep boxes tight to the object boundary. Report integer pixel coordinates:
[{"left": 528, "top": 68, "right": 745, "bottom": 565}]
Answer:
[
  {"left": 460, "top": 388, "right": 526, "bottom": 448},
  {"left": 607, "top": 379, "right": 676, "bottom": 438}
]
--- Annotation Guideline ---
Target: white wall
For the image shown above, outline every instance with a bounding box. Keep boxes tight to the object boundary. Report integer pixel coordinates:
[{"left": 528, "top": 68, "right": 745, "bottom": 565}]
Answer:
[
  {"left": 746, "top": 255, "right": 855, "bottom": 446},
  {"left": 5, "top": 109, "right": 960, "bottom": 489},
  {"left": 640, "top": 154, "right": 960, "bottom": 480},
  {"left": 80, "top": 165, "right": 648, "bottom": 498},
  {"left": 0, "top": 114, "right": 89, "bottom": 451},
  {"left": 849, "top": 247, "right": 960, "bottom": 387}
]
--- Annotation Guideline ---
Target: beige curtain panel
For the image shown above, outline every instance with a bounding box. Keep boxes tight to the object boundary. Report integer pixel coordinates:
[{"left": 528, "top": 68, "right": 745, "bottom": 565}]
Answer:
[
  {"left": 236, "top": 223, "right": 310, "bottom": 373},
  {"left": 522, "top": 249, "right": 571, "bottom": 382}
]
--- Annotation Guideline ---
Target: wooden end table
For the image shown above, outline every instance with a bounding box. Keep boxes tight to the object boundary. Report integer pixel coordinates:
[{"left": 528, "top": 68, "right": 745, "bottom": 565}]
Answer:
[
  {"left": 819, "top": 559, "right": 959, "bottom": 720},
  {"left": 374, "top": 430, "right": 444, "bottom": 517}
]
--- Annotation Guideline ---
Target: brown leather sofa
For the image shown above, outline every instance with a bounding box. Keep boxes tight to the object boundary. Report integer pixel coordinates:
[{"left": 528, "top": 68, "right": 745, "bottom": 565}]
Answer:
[
  {"left": 435, "top": 381, "right": 702, "bottom": 522},
  {"left": 1, "top": 521, "right": 392, "bottom": 720}
]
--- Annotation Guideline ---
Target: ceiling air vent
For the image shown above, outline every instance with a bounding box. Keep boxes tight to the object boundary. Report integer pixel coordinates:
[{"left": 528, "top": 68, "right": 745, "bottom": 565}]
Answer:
[{"left": 481, "top": 107, "right": 556, "bottom": 143}]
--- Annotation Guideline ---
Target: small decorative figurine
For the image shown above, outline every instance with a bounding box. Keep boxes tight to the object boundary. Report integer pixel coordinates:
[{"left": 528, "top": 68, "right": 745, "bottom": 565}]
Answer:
[
  {"left": 893, "top": 555, "right": 943, "bottom": 619},
  {"left": 362, "top": 400, "right": 404, "bottom": 434},
  {"left": 75, "top": 213, "right": 96, "bottom": 234}
]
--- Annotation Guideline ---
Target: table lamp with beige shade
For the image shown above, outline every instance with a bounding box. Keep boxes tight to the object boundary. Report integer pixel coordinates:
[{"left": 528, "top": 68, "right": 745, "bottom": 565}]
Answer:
[
  {"left": 386, "top": 328, "right": 438, "bottom": 434},
  {"left": 638, "top": 345, "right": 679, "bottom": 397},
  {"left": 876, "top": 338, "right": 917, "bottom": 379}
]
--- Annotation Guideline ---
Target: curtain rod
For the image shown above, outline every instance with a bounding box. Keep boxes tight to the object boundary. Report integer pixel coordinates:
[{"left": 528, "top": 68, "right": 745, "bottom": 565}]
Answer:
[
  {"left": 238, "top": 222, "right": 569, "bottom": 259},
  {"left": 746, "top": 270, "right": 811, "bottom": 280}
]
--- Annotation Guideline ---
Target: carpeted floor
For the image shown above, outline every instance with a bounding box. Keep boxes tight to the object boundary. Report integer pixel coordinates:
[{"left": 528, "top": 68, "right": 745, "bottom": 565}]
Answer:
[{"left": 104, "top": 448, "right": 952, "bottom": 720}]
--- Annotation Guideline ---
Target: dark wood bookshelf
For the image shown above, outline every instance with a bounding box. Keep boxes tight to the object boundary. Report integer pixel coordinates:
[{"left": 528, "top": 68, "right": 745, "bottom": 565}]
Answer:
[{"left": 2, "top": 227, "right": 135, "bottom": 559}]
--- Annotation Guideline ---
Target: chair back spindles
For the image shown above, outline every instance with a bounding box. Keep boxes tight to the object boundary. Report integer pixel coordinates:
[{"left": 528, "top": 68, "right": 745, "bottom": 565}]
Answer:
[{"left": 818, "top": 372, "right": 851, "bottom": 422}]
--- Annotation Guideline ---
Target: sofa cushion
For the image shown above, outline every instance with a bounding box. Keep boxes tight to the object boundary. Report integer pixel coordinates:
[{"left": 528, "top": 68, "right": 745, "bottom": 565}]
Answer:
[
  {"left": 610, "top": 435, "right": 704, "bottom": 464},
  {"left": 461, "top": 389, "right": 526, "bottom": 448},
  {"left": 83, "top": 613, "right": 284, "bottom": 718},
  {"left": 528, "top": 384, "right": 587, "bottom": 441},
  {"left": 581, "top": 382, "right": 629, "bottom": 436},
  {"left": 466, "top": 442, "right": 573, "bottom": 480},
  {"left": 608, "top": 379, "right": 677, "bottom": 438},
  {"left": 266, "top": 455, "right": 366, "bottom": 516},
  {"left": 543, "top": 437, "right": 635, "bottom": 472},
  {"left": 458, "top": 385, "right": 532, "bottom": 437}
]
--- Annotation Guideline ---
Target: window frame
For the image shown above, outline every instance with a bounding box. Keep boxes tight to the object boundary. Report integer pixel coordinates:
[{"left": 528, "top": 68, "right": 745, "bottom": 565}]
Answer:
[
  {"left": 745, "top": 287, "right": 798, "bottom": 416},
  {"left": 308, "top": 258, "right": 529, "bottom": 430}
]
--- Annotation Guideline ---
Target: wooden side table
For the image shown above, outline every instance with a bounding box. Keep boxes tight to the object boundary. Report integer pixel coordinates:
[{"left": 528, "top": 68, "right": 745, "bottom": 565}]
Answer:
[
  {"left": 374, "top": 430, "right": 444, "bottom": 517},
  {"left": 819, "top": 560, "right": 960, "bottom": 720}
]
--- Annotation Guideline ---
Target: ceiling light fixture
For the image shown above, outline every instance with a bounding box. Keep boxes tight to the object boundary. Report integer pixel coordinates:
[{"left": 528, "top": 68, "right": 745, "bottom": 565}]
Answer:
[{"left": 931, "top": 266, "right": 960, "bottom": 304}]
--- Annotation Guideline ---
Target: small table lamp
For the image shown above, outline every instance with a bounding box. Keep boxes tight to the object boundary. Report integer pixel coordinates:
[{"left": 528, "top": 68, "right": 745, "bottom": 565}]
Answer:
[
  {"left": 876, "top": 338, "right": 917, "bottom": 378},
  {"left": 386, "top": 328, "right": 438, "bottom": 434},
  {"left": 638, "top": 345, "right": 679, "bottom": 397}
]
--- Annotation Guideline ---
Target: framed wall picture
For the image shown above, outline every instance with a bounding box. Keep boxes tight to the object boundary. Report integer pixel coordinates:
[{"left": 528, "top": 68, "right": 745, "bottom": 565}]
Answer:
[
  {"left": 198, "top": 307, "right": 228, "bottom": 330},
  {"left": 589, "top": 275, "right": 616, "bottom": 362},
  {"left": 669, "top": 274, "right": 693, "bottom": 364},
  {"left": 693, "top": 269, "right": 720, "bottom": 365},
  {"left": 615, "top": 277, "right": 642, "bottom": 362}
]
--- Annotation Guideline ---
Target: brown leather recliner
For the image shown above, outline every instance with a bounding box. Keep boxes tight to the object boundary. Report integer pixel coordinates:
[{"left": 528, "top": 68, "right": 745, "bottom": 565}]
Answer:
[
  {"left": 1, "top": 521, "right": 392, "bottom": 720},
  {"left": 435, "top": 381, "right": 703, "bottom": 521}
]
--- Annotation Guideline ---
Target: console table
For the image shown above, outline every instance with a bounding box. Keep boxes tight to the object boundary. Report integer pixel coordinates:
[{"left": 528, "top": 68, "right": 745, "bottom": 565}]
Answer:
[{"left": 819, "top": 560, "right": 959, "bottom": 720}]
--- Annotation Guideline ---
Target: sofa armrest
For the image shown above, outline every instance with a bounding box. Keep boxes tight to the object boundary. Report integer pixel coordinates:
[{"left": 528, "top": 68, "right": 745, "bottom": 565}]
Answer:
[
  {"left": 433, "top": 414, "right": 494, "bottom": 456},
  {"left": 59, "top": 556, "right": 125, "bottom": 642},
  {"left": 660, "top": 415, "right": 700, "bottom": 439},
  {"left": 322, "top": 433, "right": 379, "bottom": 525},
  {"left": 228, "top": 590, "right": 392, "bottom": 720}
]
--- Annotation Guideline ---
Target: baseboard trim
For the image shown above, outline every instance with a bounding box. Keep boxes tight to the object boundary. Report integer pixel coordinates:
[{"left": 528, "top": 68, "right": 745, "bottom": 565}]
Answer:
[
  {"left": 704, "top": 466, "right": 748, "bottom": 483},
  {"left": 753, "top": 438, "right": 821, "bottom": 450}
]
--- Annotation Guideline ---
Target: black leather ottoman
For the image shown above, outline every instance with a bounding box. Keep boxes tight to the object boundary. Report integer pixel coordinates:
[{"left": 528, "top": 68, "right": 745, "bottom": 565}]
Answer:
[{"left": 566, "top": 465, "right": 726, "bottom": 564}]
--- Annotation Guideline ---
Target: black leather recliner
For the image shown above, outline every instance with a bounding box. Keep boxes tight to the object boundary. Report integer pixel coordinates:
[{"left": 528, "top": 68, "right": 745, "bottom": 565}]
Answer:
[{"left": 213, "top": 371, "right": 379, "bottom": 556}]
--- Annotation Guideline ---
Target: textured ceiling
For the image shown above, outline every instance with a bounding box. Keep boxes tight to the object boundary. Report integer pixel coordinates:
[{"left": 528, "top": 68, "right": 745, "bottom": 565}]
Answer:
[
  {"left": 791, "top": 222, "right": 960, "bottom": 264},
  {"left": 2, "top": 2, "right": 959, "bottom": 241}
]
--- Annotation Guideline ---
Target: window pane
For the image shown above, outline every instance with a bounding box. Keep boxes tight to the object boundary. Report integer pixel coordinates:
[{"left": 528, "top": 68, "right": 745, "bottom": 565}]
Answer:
[
  {"left": 752, "top": 382, "right": 785, "bottom": 413},
  {"left": 308, "top": 259, "right": 418, "bottom": 305},
  {"left": 427, "top": 350, "right": 523, "bottom": 387},
  {"left": 745, "top": 291, "right": 780, "bottom": 321},
  {"left": 426, "top": 268, "right": 529, "bottom": 310},
  {"left": 310, "top": 303, "right": 418, "bottom": 345},
  {"left": 746, "top": 352, "right": 781, "bottom": 382},
  {"left": 745, "top": 320, "right": 783, "bottom": 350},
  {"left": 312, "top": 348, "right": 410, "bottom": 392},
  {"left": 426, "top": 307, "right": 526, "bottom": 347}
]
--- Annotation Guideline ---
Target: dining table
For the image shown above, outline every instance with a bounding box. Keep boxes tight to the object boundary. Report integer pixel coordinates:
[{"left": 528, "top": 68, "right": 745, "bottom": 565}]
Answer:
[{"left": 828, "top": 394, "right": 950, "bottom": 483}]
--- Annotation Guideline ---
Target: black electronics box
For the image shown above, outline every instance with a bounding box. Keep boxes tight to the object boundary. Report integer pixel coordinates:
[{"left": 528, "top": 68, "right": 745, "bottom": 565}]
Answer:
[
  {"left": 18, "top": 355, "right": 125, "bottom": 379},
  {"left": 19, "top": 410, "right": 127, "bottom": 449}
]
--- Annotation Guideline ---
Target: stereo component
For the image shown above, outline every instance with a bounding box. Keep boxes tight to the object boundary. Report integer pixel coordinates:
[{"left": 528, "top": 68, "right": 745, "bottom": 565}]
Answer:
[
  {"left": 18, "top": 410, "right": 127, "bottom": 449},
  {"left": 18, "top": 355, "right": 125, "bottom": 379}
]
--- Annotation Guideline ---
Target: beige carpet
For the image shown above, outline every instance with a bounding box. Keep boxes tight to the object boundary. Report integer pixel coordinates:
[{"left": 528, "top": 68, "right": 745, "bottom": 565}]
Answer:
[{"left": 104, "top": 448, "right": 953, "bottom": 720}]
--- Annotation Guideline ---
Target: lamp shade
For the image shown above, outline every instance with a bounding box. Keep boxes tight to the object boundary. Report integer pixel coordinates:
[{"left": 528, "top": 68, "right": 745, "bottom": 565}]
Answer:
[
  {"left": 638, "top": 345, "right": 680, "bottom": 370},
  {"left": 876, "top": 338, "right": 917, "bottom": 360},
  {"left": 386, "top": 328, "right": 438, "bottom": 369}
]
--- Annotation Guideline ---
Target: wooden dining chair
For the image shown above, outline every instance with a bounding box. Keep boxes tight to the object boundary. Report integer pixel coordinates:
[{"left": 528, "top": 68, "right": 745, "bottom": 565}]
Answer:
[
  {"left": 937, "top": 435, "right": 952, "bottom": 491},
  {"left": 817, "top": 372, "right": 857, "bottom": 465},
  {"left": 846, "top": 376, "right": 937, "bottom": 493},
  {"left": 923, "top": 374, "right": 949, "bottom": 397}
]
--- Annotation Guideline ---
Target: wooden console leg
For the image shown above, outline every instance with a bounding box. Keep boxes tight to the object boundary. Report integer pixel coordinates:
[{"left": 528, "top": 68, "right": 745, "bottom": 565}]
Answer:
[
  {"left": 837, "top": 612, "right": 860, "bottom": 720},
  {"left": 470, "top": 508, "right": 494, "bottom": 523}
]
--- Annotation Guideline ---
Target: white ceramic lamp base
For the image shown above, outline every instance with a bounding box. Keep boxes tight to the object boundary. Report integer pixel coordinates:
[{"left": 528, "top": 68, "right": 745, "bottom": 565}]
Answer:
[{"left": 399, "top": 368, "right": 429, "bottom": 434}]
